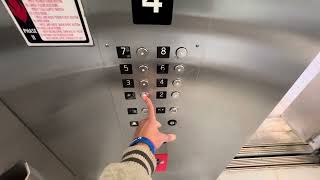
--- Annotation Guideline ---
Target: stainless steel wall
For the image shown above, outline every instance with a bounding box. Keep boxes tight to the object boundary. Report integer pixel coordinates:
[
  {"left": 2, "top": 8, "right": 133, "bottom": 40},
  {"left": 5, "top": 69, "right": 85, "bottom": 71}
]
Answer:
[
  {"left": 1, "top": 0, "right": 320, "bottom": 180},
  {"left": 0, "top": 101, "right": 74, "bottom": 180}
]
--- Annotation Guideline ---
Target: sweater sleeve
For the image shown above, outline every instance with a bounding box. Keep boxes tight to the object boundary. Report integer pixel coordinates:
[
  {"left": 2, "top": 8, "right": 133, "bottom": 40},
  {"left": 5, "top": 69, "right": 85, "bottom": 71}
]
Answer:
[{"left": 99, "top": 145, "right": 157, "bottom": 180}]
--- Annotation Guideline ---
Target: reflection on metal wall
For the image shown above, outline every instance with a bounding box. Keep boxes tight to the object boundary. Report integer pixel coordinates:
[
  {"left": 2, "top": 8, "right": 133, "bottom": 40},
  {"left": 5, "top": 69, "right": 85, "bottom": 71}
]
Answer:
[
  {"left": 283, "top": 72, "right": 320, "bottom": 150},
  {"left": 1, "top": 1, "right": 320, "bottom": 180}
]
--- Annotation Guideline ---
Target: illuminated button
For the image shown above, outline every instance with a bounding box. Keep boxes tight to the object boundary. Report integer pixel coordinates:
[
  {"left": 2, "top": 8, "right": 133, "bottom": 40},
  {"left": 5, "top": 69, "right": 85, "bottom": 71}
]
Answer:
[
  {"left": 128, "top": 108, "right": 138, "bottom": 115},
  {"left": 172, "top": 79, "right": 182, "bottom": 88},
  {"left": 174, "top": 64, "right": 185, "bottom": 74},
  {"left": 169, "top": 107, "right": 178, "bottom": 113},
  {"left": 171, "top": 91, "right": 180, "bottom": 99},
  {"left": 168, "top": 120, "right": 177, "bottom": 126},
  {"left": 125, "top": 92, "right": 136, "bottom": 100},
  {"left": 176, "top": 47, "right": 188, "bottom": 59},
  {"left": 139, "top": 65, "right": 149, "bottom": 73},
  {"left": 137, "top": 47, "right": 149, "bottom": 57},
  {"left": 140, "top": 80, "right": 149, "bottom": 87},
  {"left": 130, "top": 121, "right": 139, "bottom": 127},
  {"left": 141, "top": 108, "right": 148, "bottom": 114}
]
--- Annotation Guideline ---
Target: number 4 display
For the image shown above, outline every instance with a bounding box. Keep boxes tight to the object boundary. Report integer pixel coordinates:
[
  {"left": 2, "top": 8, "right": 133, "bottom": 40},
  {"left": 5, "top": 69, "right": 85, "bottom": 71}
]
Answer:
[{"left": 142, "top": 0, "right": 163, "bottom": 13}]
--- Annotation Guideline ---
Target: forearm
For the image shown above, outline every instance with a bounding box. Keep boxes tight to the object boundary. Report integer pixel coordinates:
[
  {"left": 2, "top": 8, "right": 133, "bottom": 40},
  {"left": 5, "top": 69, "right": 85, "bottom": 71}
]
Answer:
[{"left": 99, "top": 145, "right": 157, "bottom": 180}]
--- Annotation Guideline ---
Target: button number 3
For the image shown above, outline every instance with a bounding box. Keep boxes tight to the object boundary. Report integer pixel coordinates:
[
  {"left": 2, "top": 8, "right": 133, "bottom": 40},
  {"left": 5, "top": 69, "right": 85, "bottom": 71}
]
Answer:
[{"left": 142, "top": 0, "right": 163, "bottom": 13}]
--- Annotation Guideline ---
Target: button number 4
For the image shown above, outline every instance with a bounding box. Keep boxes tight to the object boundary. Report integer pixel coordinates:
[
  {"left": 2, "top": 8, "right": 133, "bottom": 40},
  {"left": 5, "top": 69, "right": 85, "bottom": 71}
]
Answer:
[{"left": 142, "top": 0, "right": 163, "bottom": 13}]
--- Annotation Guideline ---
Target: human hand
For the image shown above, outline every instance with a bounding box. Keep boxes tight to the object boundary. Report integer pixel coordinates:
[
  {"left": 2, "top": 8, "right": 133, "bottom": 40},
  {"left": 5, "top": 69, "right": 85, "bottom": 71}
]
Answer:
[{"left": 134, "top": 95, "right": 176, "bottom": 150}]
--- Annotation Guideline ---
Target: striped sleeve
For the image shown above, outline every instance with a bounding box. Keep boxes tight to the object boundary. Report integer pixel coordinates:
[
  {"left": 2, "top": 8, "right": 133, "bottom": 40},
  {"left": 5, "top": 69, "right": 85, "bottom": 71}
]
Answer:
[
  {"left": 121, "top": 145, "right": 157, "bottom": 175},
  {"left": 99, "top": 145, "right": 157, "bottom": 180}
]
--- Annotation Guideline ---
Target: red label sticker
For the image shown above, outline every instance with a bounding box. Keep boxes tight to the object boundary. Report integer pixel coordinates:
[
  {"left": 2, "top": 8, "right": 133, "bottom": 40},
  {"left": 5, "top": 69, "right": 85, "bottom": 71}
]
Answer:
[{"left": 155, "top": 153, "right": 169, "bottom": 172}]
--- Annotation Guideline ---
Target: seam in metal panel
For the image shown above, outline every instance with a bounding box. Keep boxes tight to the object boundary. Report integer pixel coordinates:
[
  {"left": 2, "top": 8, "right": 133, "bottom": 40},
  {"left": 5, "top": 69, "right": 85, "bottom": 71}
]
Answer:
[{"left": 0, "top": 97, "right": 77, "bottom": 177}]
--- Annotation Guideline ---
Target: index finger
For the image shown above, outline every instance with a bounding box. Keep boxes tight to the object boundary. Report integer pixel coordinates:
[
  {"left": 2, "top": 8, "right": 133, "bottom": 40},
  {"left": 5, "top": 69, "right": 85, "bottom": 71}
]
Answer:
[{"left": 143, "top": 95, "right": 156, "bottom": 119}]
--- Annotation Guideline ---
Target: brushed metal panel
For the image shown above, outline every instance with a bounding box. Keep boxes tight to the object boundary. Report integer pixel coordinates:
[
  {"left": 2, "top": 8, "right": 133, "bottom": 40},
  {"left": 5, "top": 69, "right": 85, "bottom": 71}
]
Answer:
[
  {"left": 1, "top": 69, "right": 124, "bottom": 180},
  {"left": 0, "top": 101, "right": 74, "bottom": 180}
]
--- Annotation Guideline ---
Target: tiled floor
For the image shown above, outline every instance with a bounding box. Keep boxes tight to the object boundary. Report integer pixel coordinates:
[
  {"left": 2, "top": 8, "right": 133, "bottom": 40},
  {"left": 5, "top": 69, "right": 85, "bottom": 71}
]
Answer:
[
  {"left": 219, "top": 117, "right": 320, "bottom": 179},
  {"left": 218, "top": 166, "right": 320, "bottom": 180},
  {"left": 246, "top": 118, "right": 304, "bottom": 146}
]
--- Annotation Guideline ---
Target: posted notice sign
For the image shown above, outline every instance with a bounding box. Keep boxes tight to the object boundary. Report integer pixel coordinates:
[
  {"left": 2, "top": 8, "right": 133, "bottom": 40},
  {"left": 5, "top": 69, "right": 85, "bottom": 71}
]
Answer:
[{"left": 1, "top": 0, "right": 93, "bottom": 46}]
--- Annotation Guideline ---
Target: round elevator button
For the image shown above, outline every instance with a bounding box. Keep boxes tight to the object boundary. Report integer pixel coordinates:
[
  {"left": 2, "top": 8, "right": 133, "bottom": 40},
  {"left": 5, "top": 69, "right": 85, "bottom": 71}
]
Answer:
[
  {"left": 168, "top": 120, "right": 177, "bottom": 126},
  {"left": 174, "top": 64, "right": 185, "bottom": 74},
  {"left": 140, "top": 80, "right": 149, "bottom": 87},
  {"left": 172, "top": 79, "right": 183, "bottom": 88},
  {"left": 141, "top": 108, "right": 148, "bottom": 114},
  {"left": 170, "top": 107, "right": 178, "bottom": 113},
  {"left": 139, "top": 65, "right": 149, "bottom": 73},
  {"left": 137, "top": 47, "right": 149, "bottom": 57},
  {"left": 171, "top": 91, "right": 181, "bottom": 99},
  {"left": 176, "top": 47, "right": 188, "bottom": 58}
]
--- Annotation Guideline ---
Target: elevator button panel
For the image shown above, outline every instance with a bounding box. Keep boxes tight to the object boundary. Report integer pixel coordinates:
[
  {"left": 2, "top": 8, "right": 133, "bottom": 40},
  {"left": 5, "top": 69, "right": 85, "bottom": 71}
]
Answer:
[
  {"left": 111, "top": 45, "right": 197, "bottom": 129},
  {"left": 116, "top": 46, "right": 131, "bottom": 58}
]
